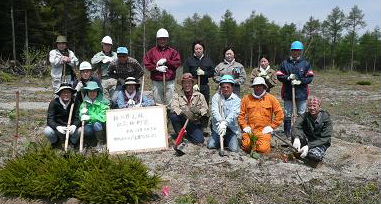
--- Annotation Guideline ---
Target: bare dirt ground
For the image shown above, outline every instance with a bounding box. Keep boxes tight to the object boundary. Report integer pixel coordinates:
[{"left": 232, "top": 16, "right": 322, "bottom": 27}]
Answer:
[{"left": 0, "top": 70, "right": 380, "bottom": 204}]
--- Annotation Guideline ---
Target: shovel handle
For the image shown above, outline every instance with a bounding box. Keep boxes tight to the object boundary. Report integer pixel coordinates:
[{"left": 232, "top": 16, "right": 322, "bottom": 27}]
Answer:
[
  {"left": 64, "top": 103, "right": 75, "bottom": 152},
  {"left": 163, "top": 72, "right": 166, "bottom": 104},
  {"left": 273, "top": 132, "right": 299, "bottom": 152}
]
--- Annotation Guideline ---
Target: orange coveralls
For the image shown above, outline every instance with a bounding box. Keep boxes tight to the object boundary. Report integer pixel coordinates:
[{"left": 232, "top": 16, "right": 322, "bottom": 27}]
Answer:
[{"left": 238, "top": 93, "right": 284, "bottom": 153}]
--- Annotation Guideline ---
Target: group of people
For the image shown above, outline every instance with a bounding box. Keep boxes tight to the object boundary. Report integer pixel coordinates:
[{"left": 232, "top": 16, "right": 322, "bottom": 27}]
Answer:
[{"left": 44, "top": 28, "right": 333, "bottom": 163}]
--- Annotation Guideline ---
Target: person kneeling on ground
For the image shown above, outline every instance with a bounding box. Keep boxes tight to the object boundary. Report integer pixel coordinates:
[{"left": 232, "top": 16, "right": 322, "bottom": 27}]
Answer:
[
  {"left": 207, "top": 75, "right": 241, "bottom": 152},
  {"left": 44, "top": 83, "right": 80, "bottom": 149},
  {"left": 73, "top": 61, "right": 102, "bottom": 103},
  {"left": 238, "top": 77, "right": 284, "bottom": 156},
  {"left": 292, "top": 96, "right": 332, "bottom": 162},
  {"left": 169, "top": 73, "right": 208, "bottom": 144},
  {"left": 79, "top": 81, "right": 110, "bottom": 150},
  {"left": 116, "top": 77, "right": 155, "bottom": 108}
]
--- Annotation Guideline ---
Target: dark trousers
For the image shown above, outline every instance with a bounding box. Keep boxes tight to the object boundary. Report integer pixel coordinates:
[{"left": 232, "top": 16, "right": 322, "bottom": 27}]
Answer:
[{"left": 169, "top": 113, "right": 204, "bottom": 144}]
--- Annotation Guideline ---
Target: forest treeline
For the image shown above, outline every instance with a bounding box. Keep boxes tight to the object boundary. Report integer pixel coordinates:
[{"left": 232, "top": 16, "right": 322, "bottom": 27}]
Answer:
[{"left": 1, "top": 0, "right": 380, "bottom": 72}]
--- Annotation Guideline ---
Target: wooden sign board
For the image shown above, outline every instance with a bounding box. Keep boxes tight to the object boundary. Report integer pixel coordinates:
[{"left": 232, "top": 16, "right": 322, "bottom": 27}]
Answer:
[{"left": 106, "top": 105, "right": 168, "bottom": 154}]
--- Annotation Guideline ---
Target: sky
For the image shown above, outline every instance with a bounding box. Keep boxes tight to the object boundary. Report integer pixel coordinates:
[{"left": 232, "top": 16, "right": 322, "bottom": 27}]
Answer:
[{"left": 154, "top": 0, "right": 380, "bottom": 34}]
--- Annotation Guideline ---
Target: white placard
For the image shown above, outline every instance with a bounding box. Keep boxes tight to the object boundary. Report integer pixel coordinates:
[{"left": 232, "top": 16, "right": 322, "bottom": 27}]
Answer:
[{"left": 106, "top": 105, "right": 168, "bottom": 153}]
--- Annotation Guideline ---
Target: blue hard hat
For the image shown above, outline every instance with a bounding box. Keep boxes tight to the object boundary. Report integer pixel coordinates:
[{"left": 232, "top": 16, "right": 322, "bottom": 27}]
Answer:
[
  {"left": 117, "top": 47, "right": 128, "bottom": 54},
  {"left": 219, "top": 75, "right": 235, "bottom": 85},
  {"left": 290, "top": 41, "right": 304, "bottom": 50}
]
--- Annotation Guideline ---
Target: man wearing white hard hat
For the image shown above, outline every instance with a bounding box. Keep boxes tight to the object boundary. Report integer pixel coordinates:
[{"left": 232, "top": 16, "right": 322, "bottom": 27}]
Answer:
[
  {"left": 238, "top": 77, "right": 284, "bottom": 157},
  {"left": 91, "top": 36, "right": 117, "bottom": 100},
  {"left": 73, "top": 61, "right": 102, "bottom": 103},
  {"left": 143, "top": 28, "right": 181, "bottom": 105}
]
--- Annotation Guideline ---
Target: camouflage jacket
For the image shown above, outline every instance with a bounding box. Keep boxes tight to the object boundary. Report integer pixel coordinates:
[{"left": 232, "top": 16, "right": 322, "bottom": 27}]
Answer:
[{"left": 170, "top": 91, "right": 208, "bottom": 122}]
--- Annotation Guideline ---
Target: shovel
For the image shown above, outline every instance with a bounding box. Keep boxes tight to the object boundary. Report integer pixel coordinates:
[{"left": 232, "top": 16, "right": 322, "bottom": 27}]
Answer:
[
  {"left": 163, "top": 72, "right": 166, "bottom": 104},
  {"left": 219, "top": 132, "right": 226, "bottom": 157},
  {"left": 64, "top": 103, "right": 75, "bottom": 152},
  {"left": 273, "top": 132, "right": 299, "bottom": 153},
  {"left": 174, "top": 119, "right": 189, "bottom": 156}
]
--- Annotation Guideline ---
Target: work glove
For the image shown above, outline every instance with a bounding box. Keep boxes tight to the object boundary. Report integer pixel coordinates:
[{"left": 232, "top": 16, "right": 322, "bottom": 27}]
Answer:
[
  {"left": 56, "top": 126, "right": 67, "bottom": 134},
  {"left": 102, "top": 56, "right": 113, "bottom": 64},
  {"left": 293, "top": 138, "right": 301, "bottom": 151},
  {"left": 265, "top": 75, "right": 270, "bottom": 80},
  {"left": 217, "top": 121, "right": 228, "bottom": 136},
  {"left": 193, "top": 84, "right": 200, "bottom": 91},
  {"left": 243, "top": 126, "right": 252, "bottom": 134},
  {"left": 127, "top": 99, "right": 136, "bottom": 106},
  {"left": 288, "top": 74, "right": 296, "bottom": 80},
  {"left": 183, "top": 109, "right": 193, "bottom": 120},
  {"left": 156, "top": 58, "right": 167, "bottom": 66},
  {"left": 291, "top": 79, "right": 302, "bottom": 86},
  {"left": 81, "top": 114, "right": 90, "bottom": 122},
  {"left": 75, "top": 81, "right": 83, "bottom": 92},
  {"left": 68, "top": 125, "right": 76, "bottom": 135},
  {"left": 262, "top": 126, "right": 273, "bottom": 134},
  {"left": 156, "top": 65, "right": 167, "bottom": 72},
  {"left": 196, "top": 67, "right": 205, "bottom": 76},
  {"left": 190, "top": 106, "right": 201, "bottom": 116},
  {"left": 299, "top": 145, "right": 309, "bottom": 158},
  {"left": 80, "top": 107, "right": 88, "bottom": 114}
]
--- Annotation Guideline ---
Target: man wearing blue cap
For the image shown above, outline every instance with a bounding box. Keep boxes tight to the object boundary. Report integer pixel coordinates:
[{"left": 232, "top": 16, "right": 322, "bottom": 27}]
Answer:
[
  {"left": 108, "top": 46, "right": 144, "bottom": 105},
  {"left": 207, "top": 75, "right": 241, "bottom": 152},
  {"left": 276, "top": 41, "right": 314, "bottom": 138}
]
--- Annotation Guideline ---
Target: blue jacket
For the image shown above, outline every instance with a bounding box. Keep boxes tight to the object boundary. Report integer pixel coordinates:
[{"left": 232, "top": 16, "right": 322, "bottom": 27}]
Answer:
[
  {"left": 211, "top": 92, "right": 241, "bottom": 136},
  {"left": 276, "top": 57, "right": 314, "bottom": 101}
]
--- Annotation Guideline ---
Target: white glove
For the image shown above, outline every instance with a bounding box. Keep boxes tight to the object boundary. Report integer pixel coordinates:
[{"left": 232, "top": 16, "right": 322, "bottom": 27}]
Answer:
[
  {"left": 243, "top": 126, "right": 252, "bottom": 134},
  {"left": 156, "top": 58, "right": 167, "bottom": 66},
  {"left": 291, "top": 80, "right": 302, "bottom": 85},
  {"left": 102, "top": 56, "right": 113, "bottom": 63},
  {"left": 56, "top": 126, "right": 67, "bottom": 134},
  {"left": 265, "top": 75, "right": 270, "bottom": 79},
  {"left": 127, "top": 99, "right": 136, "bottom": 106},
  {"left": 196, "top": 68, "right": 205, "bottom": 76},
  {"left": 81, "top": 114, "right": 90, "bottom": 121},
  {"left": 288, "top": 74, "right": 296, "bottom": 80},
  {"left": 75, "top": 81, "right": 83, "bottom": 92},
  {"left": 69, "top": 125, "right": 76, "bottom": 135},
  {"left": 156, "top": 65, "right": 167, "bottom": 72},
  {"left": 293, "top": 138, "right": 301, "bottom": 151},
  {"left": 299, "top": 145, "right": 309, "bottom": 158},
  {"left": 262, "top": 126, "right": 273, "bottom": 134},
  {"left": 217, "top": 121, "right": 228, "bottom": 136},
  {"left": 80, "top": 107, "right": 88, "bottom": 114},
  {"left": 193, "top": 84, "right": 199, "bottom": 91}
]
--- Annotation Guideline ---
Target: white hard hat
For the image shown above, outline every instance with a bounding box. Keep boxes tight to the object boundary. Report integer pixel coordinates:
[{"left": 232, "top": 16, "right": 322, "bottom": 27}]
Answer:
[
  {"left": 79, "top": 61, "right": 92, "bottom": 71},
  {"left": 156, "top": 28, "right": 169, "bottom": 38},
  {"left": 101, "top": 36, "right": 113, "bottom": 45},
  {"left": 251, "top": 77, "right": 268, "bottom": 88}
]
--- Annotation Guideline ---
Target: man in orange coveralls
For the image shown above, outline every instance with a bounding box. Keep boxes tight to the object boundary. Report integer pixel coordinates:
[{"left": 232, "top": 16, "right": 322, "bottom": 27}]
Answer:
[{"left": 238, "top": 77, "right": 284, "bottom": 155}]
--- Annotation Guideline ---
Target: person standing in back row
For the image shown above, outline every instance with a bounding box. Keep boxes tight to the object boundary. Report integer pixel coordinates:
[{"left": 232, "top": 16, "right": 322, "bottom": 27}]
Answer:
[
  {"left": 49, "top": 35, "right": 79, "bottom": 91},
  {"left": 250, "top": 56, "right": 277, "bottom": 92},
  {"left": 214, "top": 47, "right": 246, "bottom": 97},
  {"left": 183, "top": 40, "right": 215, "bottom": 104},
  {"left": 143, "top": 28, "right": 181, "bottom": 105},
  {"left": 91, "top": 36, "right": 117, "bottom": 100},
  {"left": 276, "top": 41, "right": 314, "bottom": 138}
]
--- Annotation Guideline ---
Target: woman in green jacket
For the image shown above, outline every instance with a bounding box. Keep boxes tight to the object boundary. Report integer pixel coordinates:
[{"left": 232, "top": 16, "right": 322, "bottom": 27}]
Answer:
[{"left": 79, "top": 81, "right": 110, "bottom": 149}]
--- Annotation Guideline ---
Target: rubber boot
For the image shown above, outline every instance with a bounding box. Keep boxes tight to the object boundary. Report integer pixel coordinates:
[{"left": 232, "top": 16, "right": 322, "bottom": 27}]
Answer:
[{"left": 284, "top": 118, "right": 292, "bottom": 138}]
